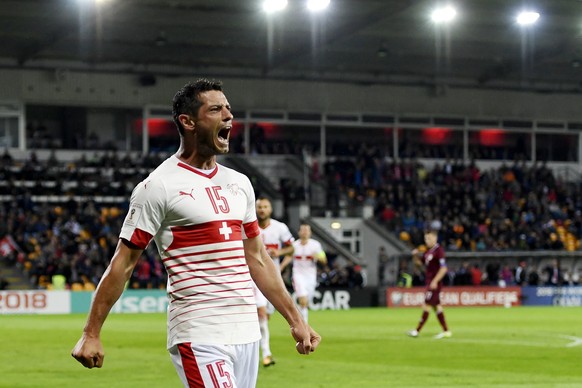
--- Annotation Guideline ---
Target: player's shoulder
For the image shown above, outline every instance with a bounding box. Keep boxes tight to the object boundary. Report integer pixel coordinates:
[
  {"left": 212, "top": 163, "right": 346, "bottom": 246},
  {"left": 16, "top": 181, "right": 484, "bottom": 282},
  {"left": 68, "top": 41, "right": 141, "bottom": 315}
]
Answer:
[
  {"left": 131, "top": 157, "right": 178, "bottom": 195},
  {"left": 311, "top": 238, "right": 322, "bottom": 246},
  {"left": 269, "top": 218, "right": 287, "bottom": 229},
  {"left": 435, "top": 244, "right": 446, "bottom": 256},
  {"left": 217, "top": 162, "right": 243, "bottom": 176},
  {"left": 217, "top": 163, "right": 252, "bottom": 183},
  {"left": 146, "top": 155, "right": 181, "bottom": 178}
]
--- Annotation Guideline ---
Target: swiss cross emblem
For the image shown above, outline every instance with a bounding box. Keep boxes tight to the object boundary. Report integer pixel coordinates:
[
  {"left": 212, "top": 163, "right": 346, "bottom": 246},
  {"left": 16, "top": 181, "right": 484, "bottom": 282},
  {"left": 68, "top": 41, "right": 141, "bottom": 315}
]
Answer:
[{"left": 219, "top": 222, "right": 233, "bottom": 240}]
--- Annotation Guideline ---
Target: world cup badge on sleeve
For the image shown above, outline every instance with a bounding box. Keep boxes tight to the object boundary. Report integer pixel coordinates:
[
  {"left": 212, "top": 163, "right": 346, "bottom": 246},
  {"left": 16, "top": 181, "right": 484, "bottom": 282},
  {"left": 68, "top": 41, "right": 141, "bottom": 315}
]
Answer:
[{"left": 125, "top": 204, "right": 143, "bottom": 226}]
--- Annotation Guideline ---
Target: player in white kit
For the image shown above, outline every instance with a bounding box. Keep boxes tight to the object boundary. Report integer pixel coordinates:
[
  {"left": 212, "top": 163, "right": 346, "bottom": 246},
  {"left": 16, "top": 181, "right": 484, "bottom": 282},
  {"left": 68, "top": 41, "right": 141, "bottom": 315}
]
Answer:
[
  {"left": 72, "top": 79, "right": 321, "bottom": 388},
  {"left": 281, "top": 223, "right": 327, "bottom": 323},
  {"left": 253, "top": 197, "right": 294, "bottom": 367}
]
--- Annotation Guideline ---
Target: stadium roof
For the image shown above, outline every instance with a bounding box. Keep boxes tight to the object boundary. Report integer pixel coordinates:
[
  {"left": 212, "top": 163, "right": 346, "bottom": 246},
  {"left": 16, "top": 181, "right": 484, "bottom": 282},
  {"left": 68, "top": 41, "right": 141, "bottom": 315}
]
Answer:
[{"left": 1, "top": 0, "right": 582, "bottom": 93}]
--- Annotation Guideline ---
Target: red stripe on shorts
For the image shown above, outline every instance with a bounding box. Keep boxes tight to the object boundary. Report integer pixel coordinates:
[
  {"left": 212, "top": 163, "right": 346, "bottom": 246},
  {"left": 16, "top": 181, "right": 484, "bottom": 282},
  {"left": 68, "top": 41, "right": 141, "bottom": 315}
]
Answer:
[{"left": 178, "top": 343, "right": 205, "bottom": 387}]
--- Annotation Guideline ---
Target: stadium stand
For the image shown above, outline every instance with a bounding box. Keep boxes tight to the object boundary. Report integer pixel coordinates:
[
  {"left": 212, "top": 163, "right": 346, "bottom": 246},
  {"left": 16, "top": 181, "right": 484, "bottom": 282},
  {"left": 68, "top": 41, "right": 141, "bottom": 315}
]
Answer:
[{"left": 2, "top": 145, "right": 581, "bottom": 290}]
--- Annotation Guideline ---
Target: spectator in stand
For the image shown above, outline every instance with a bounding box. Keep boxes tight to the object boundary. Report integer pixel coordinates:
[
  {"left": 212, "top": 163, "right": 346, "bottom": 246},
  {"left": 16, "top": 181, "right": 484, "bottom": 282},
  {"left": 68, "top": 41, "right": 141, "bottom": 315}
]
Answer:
[
  {"left": 485, "top": 262, "right": 501, "bottom": 286},
  {"left": 347, "top": 264, "right": 365, "bottom": 289},
  {"left": 395, "top": 259, "right": 413, "bottom": 288},
  {"left": 453, "top": 261, "right": 472, "bottom": 286},
  {"left": 133, "top": 256, "right": 151, "bottom": 289},
  {"left": 544, "top": 259, "right": 562, "bottom": 286},
  {"left": 528, "top": 266, "right": 541, "bottom": 286},
  {"left": 470, "top": 264, "right": 483, "bottom": 286},
  {"left": 514, "top": 260, "right": 528, "bottom": 286},
  {"left": 499, "top": 264, "right": 514, "bottom": 287}
]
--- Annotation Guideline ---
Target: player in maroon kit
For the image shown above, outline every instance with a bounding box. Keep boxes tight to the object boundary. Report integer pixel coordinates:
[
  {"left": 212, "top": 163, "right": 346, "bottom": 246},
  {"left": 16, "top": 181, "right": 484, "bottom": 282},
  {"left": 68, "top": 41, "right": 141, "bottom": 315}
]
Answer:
[{"left": 407, "top": 229, "right": 451, "bottom": 339}]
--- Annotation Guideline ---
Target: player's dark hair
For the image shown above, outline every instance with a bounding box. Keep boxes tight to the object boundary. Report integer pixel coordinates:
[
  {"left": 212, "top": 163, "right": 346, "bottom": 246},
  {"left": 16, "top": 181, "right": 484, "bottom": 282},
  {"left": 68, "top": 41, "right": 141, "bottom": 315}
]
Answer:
[
  {"left": 256, "top": 197, "right": 271, "bottom": 203},
  {"left": 172, "top": 78, "right": 224, "bottom": 135}
]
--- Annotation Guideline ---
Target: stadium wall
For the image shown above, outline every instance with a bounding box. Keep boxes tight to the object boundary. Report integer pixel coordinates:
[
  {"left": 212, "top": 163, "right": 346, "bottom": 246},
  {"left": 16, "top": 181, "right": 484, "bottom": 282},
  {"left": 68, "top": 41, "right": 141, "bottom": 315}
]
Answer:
[{"left": 3, "top": 69, "right": 582, "bottom": 121}]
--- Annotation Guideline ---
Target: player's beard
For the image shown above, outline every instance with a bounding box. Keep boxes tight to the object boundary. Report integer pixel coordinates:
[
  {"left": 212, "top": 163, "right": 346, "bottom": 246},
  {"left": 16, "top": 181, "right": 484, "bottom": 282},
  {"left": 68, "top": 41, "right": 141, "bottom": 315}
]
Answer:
[
  {"left": 196, "top": 124, "right": 229, "bottom": 156},
  {"left": 257, "top": 214, "right": 270, "bottom": 223}
]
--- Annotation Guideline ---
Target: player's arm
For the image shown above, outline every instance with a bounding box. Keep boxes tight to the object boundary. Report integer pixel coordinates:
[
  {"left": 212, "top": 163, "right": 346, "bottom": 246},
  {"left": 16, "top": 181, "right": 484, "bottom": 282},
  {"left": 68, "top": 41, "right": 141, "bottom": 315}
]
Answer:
[
  {"left": 280, "top": 254, "right": 293, "bottom": 272},
  {"left": 71, "top": 239, "right": 143, "bottom": 368},
  {"left": 411, "top": 248, "right": 423, "bottom": 267},
  {"left": 314, "top": 248, "right": 327, "bottom": 265},
  {"left": 266, "top": 242, "right": 293, "bottom": 258},
  {"left": 276, "top": 242, "right": 294, "bottom": 258},
  {"left": 244, "top": 236, "right": 321, "bottom": 354},
  {"left": 430, "top": 265, "right": 448, "bottom": 290}
]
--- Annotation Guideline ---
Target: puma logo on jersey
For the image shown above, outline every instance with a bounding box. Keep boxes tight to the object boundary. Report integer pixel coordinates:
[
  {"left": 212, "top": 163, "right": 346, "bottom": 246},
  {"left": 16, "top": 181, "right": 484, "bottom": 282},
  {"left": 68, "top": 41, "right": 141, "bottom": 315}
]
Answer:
[{"left": 179, "top": 188, "right": 195, "bottom": 199}]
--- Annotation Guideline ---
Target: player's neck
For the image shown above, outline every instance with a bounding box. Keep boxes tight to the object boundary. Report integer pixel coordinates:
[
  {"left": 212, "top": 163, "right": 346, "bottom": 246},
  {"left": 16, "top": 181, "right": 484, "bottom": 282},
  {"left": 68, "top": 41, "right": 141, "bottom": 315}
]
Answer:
[
  {"left": 175, "top": 146, "right": 216, "bottom": 169},
  {"left": 259, "top": 219, "right": 271, "bottom": 229}
]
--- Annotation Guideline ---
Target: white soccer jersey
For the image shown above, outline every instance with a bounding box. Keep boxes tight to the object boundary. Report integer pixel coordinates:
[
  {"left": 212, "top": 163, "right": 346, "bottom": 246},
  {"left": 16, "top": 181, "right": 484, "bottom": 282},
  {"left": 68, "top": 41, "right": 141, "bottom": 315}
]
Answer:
[
  {"left": 120, "top": 155, "right": 261, "bottom": 349},
  {"left": 291, "top": 238, "right": 323, "bottom": 297},
  {"left": 259, "top": 218, "right": 294, "bottom": 268},
  {"left": 253, "top": 219, "right": 294, "bottom": 309}
]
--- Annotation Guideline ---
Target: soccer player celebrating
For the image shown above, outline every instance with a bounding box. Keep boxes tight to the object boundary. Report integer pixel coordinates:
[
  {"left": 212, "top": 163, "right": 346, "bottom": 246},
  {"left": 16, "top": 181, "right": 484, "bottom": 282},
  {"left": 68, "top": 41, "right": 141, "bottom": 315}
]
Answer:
[
  {"left": 281, "top": 223, "right": 327, "bottom": 323},
  {"left": 253, "top": 197, "right": 295, "bottom": 367},
  {"left": 71, "top": 79, "right": 320, "bottom": 387},
  {"left": 407, "top": 229, "right": 451, "bottom": 339}
]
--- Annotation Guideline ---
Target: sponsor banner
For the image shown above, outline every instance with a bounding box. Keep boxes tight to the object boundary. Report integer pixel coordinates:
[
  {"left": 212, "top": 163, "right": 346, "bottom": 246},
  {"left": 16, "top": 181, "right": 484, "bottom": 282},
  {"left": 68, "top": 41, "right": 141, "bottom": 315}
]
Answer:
[
  {"left": 0, "top": 290, "right": 70, "bottom": 314},
  {"left": 1, "top": 287, "right": 376, "bottom": 315},
  {"left": 71, "top": 290, "right": 168, "bottom": 314},
  {"left": 291, "top": 287, "right": 377, "bottom": 310},
  {"left": 386, "top": 286, "right": 521, "bottom": 308},
  {"left": 521, "top": 286, "right": 582, "bottom": 307}
]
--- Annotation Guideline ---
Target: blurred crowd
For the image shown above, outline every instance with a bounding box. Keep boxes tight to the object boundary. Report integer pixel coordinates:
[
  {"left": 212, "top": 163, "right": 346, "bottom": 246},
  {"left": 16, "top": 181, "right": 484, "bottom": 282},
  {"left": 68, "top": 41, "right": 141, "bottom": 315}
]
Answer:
[
  {"left": 0, "top": 149, "right": 363, "bottom": 291},
  {"left": 318, "top": 143, "right": 582, "bottom": 252},
  {"left": 391, "top": 258, "right": 580, "bottom": 288},
  {"left": 0, "top": 150, "right": 166, "bottom": 290},
  {"left": 3, "top": 145, "right": 582, "bottom": 291}
]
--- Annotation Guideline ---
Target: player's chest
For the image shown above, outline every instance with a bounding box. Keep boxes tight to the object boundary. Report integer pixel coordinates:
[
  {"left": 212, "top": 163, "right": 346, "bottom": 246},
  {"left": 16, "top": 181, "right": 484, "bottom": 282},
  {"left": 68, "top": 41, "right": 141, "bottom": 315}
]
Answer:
[
  {"left": 261, "top": 228, "right": 282, "bottom": 246},
  {"left": 168, "top": 180, "right": 248, "bottom": 223},
  {"left": 294, "top": 244, "right": 314, "bottom": 260},
  {"left": 424, "top": 252, "right": 436, "bottom": 265}
]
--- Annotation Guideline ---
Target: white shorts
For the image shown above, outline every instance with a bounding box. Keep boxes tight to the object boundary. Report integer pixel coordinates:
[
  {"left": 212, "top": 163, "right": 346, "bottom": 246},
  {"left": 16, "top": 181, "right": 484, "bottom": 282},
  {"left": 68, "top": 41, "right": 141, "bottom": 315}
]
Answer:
[
  {"left": 169, "top": 341, "right": 259, "bottom": 388},
  {"left": 253, "top": 282, "right": 275, "bottom": 315},
  {"left": 293, "top": 275, "right": 317, "bottom": 298}
]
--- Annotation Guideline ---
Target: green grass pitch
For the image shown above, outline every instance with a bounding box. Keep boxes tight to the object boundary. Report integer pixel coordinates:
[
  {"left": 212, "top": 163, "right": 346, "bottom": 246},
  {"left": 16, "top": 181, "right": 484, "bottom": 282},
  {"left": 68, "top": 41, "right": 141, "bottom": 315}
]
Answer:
[{"left": 1, "top": 307, "right": 581, "bottom": 387}]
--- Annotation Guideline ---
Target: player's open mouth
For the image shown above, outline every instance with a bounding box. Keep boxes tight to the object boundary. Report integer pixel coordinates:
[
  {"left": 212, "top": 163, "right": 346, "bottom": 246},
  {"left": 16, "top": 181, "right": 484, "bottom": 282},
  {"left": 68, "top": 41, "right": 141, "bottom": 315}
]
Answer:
[{"left": 217, "top": 127, "right": 231, "bottom": 144}]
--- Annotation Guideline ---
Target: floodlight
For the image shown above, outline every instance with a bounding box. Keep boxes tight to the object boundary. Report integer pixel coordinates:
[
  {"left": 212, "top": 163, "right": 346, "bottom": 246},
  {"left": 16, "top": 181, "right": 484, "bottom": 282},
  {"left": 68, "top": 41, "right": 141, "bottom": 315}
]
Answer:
[
  {"left": 431, "top": 6, "right": 457, "bottom": 24},
  {"left": 517, "top": 11, "right": 540, "bottom": 26},
  {"left": 263, "top": 0, "right": 288, "bottom": 13},
  {"left": 307, "top": 0, "right": 330, "bottom": 12}
]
